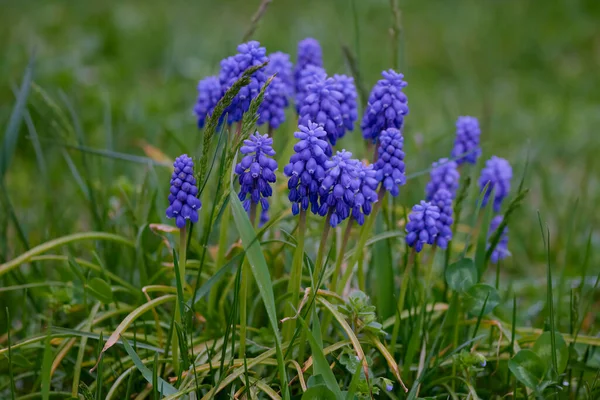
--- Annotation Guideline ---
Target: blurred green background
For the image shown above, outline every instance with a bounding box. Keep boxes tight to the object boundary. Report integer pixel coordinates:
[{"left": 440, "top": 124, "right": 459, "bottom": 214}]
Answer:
[{"left": 1, "top": 0, "right": 599, "bottom": 275}]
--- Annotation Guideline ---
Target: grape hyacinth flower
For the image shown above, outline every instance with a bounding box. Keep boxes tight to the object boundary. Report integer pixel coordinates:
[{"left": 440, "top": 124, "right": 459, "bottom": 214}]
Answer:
[
  {"left": 361, "top": 70, "right": 409, "bottom": 142},
  {"left": 425, "top": 158, "right": 460, "bottom": 200},
  {"left": 430, "top": 189, "right": 453, "bottom": 249},
  {"left": 234, "top": 132, "right": 278, "bottom": 214},
  {"left": 194, "top": 76, "right": 222, "bottom": 129},
  {"left": 351, "top": 162, "right": 379, "bottom": 226},
  {"left": 257, "top": 75, "right": 289, "bottom": 130},
  {"left": 294, "top": 38, "right": 323, "bottom": 94},
  {"left": 405, "top": 201, "right": 440, "bottom": 253},
  {"left": 332, "top": 74, "right": 358, "bottom": 135},
  {"left": 166, "top": 155, "right": 202, "bottom": 228},
  {"left": 219, "top": 41, "right": 268, "bottom": 124},
  {"left": 284, "top": 122, "right": 330, "bottom": 215},
  {"left": 318, "top": 150, "right": 360, "bottom": 227},
  {"left": 487, "top": 215, "right": 510, "bottom": 263},
  {"left": 451, "top": 116, "right": 481, "bottom": 165},
  {"left": 267, "top": 52, "right": 294, "bottom": 95},
  {"left": 478, "top": 156, "right": 512, "bottom": 212},
  {"left": 295, "top": 65, "right": 327, "bottom": 113},
  {"left": 374, "top": 128, "right": 406, "bottom": 197},
  {"left": 299, "top": 77, "right": 345, "bottom": 146}
]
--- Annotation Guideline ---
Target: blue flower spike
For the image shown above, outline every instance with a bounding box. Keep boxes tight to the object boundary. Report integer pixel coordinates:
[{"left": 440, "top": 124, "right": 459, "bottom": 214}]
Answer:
[
  {"left": 425, "top": 158, "right": 460, "bottom": 201},
  {"left": 318, "top": 150, "right": 360, "bottom": 227},
  {"left": 374, "top": 128, "right": 406, "bottom": 197},
  {"left": 451, "top": 116, "right": 481, "bottom": 165},
  {"left": 405, "top": 201, "right": 440, "bottom": 253},
  {"left": 478, "top": 156, "right": 512, "bottom": 212},
  {"left": 194, "top": 76, "right": 223, "bottom": 129},
  {"left": 166, "top": 155, "right": 202, "bottom": 228},
  {"left": 430, "top": 189, "right": 453, "bottom": 249}
]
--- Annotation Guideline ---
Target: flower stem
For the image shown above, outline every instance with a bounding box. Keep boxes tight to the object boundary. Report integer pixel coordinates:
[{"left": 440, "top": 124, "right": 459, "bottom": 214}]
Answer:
[
  {"left": 171, "top": 223, "right": 188, "bottom": 374},
  {"left": 330, "top": 219, "right": 354, "bottom": 291},
  {"left": 283, "top": 209, "right": 307, "bottom": 342},
  {"left": 209, "top": 204, "right": 231, "bottom": 317},
  {"left": 312, "top": 211, "right": 332, "bottom": 286},
  {"left": 390, "top": 248, "right": 416, "bottom": 355},
  {"left": 424, "top": 245, "right": 438, "bottom": 299},
  {"left": 239, "top": 203, "right": 257, "bottom": 359}
]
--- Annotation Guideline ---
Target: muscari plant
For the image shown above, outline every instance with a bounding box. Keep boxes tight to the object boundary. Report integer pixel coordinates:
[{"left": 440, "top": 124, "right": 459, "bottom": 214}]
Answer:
[{"left": 4, "top": 34, "right": 597, "bottom": 400}]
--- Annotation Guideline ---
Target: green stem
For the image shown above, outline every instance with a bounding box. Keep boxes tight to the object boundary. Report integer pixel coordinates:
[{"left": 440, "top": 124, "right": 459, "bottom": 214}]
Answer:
[
  {"left": 209, "top": 204, "right": 231, "bottom": 318},
  {"left": 239, "top": 203, "right": 257, "bottom": 359},
  {"left": 171, "top": 224, "right": 188, "bottom": 373},
  {"left": 313, "top": 211, "right": 332, "bottom": 286},
  {"left": 337, "top": 188, "right": 385, "bottom": 294},
  {"left": 424, "top": 245, "right": 438, "bottom": 299},
  {"left": 390, "top": 249, "right": 416, "bottom": 355},
  {"left": 283, "top": 209, "right": 306, "bottom": 342},
  {"left": 330, "top": 220, "right": 354, "bottom": 291}
]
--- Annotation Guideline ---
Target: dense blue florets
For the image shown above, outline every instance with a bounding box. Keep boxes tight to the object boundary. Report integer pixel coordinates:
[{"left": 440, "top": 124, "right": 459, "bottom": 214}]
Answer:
[
  {"left": 351, "top": 163, "right": 379, "bottom": 226},
  {"left": 284, "top": 122, "right": 330, "bottom": 215},
  {"left": 451, "top": 116, "right": 481, "bottom": 165},
  {"left": 258, "top": 75, "right": 289, "bottom": 129},
  {"left": 361, "top": 70, "right": 409, "bottom": 142},
  {"left": 234, "top": 133, "right": 278, "bottom": 213},
  {"left": 194, "top": 76, "right": 222, "bottom": 129},
  {"left": 488, "top": 215, "right": 510, "bottom": 263},
  {"left": 299, "top": 77, "right": 345, "bottom": 146},
  {"left": 430, "top": 189, "right": 453, "bottom": 249},
  {"left": 295, "top": 65, "right": 327, "bottom": 113},
  {"left": 267, "top": 52, "right": 294, "bottom": 95},
  {"left": 405, "top": 201, "right": 440, "bottom": 253},
  {"left": 318, "top": 150, "right": 360, "bottom": 227},
  {"left": 219, "top": 41, "right": 268, "bottom": 124},
  {"left": 332, "top": 74, "right": 358, "bottom": 136},
  {"left": 374, "top": 128, "right": 406, "bottom": 197},
  {"left": 478, "top": 156, "right": 512, "bottom": 212},
  {"left": 166, "top": 155, "right": 202, "bottom": 228},
  {"left": 294, "top": 38, "right": 323, "bottom": 93},
  {"left": 425, "top": 158, "right": 460, "bottom": 200}
]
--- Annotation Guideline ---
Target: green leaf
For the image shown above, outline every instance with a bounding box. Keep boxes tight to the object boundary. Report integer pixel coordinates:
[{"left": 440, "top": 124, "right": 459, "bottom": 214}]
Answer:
[
  {"left": 464, "top": 284, "right": 500, "bottom": 315},
  {"left": 120, "top": 336, "right": 178, "bottom": 396},
  {"left": 508, "top": 349, "right": 546, "bottom": 390},
  {"left": 298, "top": 317, "right": 343, "bottom": 399},
  {"left": 86, "top": 277, "right": 113, "bottom": 304},
  {"left": 229, "top": 170, "right": 289, "bottom": 397},
  {"left": 445, "top": 258, "right": 478, "bottom": 292},
  {"left": 7, "top": 352, "right": 33, "bottom": 368},
  {"left": 532, "top": 331, "right": 568, "bottom": 374},
  {"left": 302, "top": 385, "right": 339, "bottom": 400},
  {"left": 475, "top": 197, "right": 495, "bottom": 274}
]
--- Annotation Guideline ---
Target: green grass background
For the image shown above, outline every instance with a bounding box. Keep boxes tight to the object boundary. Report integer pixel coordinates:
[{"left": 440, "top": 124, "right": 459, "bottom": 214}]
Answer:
[{"left": 1, "top": 0, "right": 599, "bottom": 317}]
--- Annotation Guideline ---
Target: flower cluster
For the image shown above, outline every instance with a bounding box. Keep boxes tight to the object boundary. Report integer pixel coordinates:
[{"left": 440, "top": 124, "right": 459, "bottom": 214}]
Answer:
[
  {"left": 374, "top": 128, "right": 406, "bottom": 197},
  {"left": 194, "top": 76, "right": 222, "bottom": 128},
  {"left": 430, "top": 189, "right": 453, "bottom": 249},
  {"left": 487, "top": 216, "right": 510, "bottom": 263},
  {"left": 451, "top": 116, "right": 481, "bottom": 165},
  {"left": 295, "top": 65, "right": 327, "bottom": 112},
  {"left": 257, "top": 52, "right": 293, "bottom": 129},
  {"left": 298, "top": 77, "right": 345, "bottom": 146},
  {"left": 425, "top": 158, "right": 460, "bottom": 200},
  {"left": 284, "top": 123, "right": 330, "bottom": 215},
  {"left": 318, "top": 150, "right": 360, "bottom": 227},
  {"left": 234, "top": 133, "right": 278, "bottom": 213},
  {"left": 405, "top": 201, "right": 440, "bottom": 252},
  {"left": 219, "top": 41, "right": 269, "bottom": 124},
  {"left": 351, "top": 163, "right": 379, "bottom": 226},
  {"left": 294, "top": 38, "right": 323, "bottom": 94},
  {"left": 267, "top": 52, "right": 293, "bottom": 95},
  {"left": 478, "top": 156, "right": 512, "bottom": 212},
  {"left": 332, "top": 74, "right": 358, "bottom": 136},
  {"left": 166, "top": 155, "right": 202, "bottom": 228},
  {"left": 361, "top": 70, "right": 409, "bottom": 142}
]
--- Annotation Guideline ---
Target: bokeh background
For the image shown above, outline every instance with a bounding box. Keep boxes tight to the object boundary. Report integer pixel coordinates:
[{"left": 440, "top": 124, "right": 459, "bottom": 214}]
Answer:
[{"left": 1, "top": 0, "right": 599, "bottom": 289}]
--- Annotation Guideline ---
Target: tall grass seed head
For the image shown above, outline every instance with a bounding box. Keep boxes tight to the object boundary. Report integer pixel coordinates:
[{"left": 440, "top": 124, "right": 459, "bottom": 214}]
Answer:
[
  {"left": 425, "top": 158, "right": 460, "bottom": 200},
  {"left": 194, "top": 76, "right": 223, "bottom": 129},
  {"left": 430, "top": 189, "right": 453, "bottom": 249},
  {"left": 405, "top": 201, "right": 440, "bottom": 252},
  {"left": 295, "top": 65, "right": 327, "bottom": 113},
  {"left": 332, "top": 74, "right": 358, "bottom": 135},
  {"left": 374, "top": 128, "right": 406, "bottom": 197},
  {"left": 488, "top": 215, "right": 510, "bottom": 263},
  {"left": 219, "top": 41, "right": 268, "bottom": 124},
  {"left": 478, "top": 156, "right": 512, "bottom": 212},
  {"left": 318, "top": 150, "right": 360, "bottom": 227},
  {"left": 284, "top": 122, "right": 330, "bottom": 215},
  {"left": 234, "top": 132, "right": 278, "bottom": 212},
  {"left": 166, "top": 154, "right": 202, "bottom": 228},
  {"left": 294, "top": 37, "right": 323, "bottom": 92},
  {"left": 451, "top": 116, "right": 481, "bottom": 164},
  {"left": 299, "top": 77, "right": 345, "bottom": 146},
  {"left": 361, "top": 69, "right": 409, "bottom": 142},
  {"left": 352, "top": 162, "right": 379, "bottom": 225}
]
